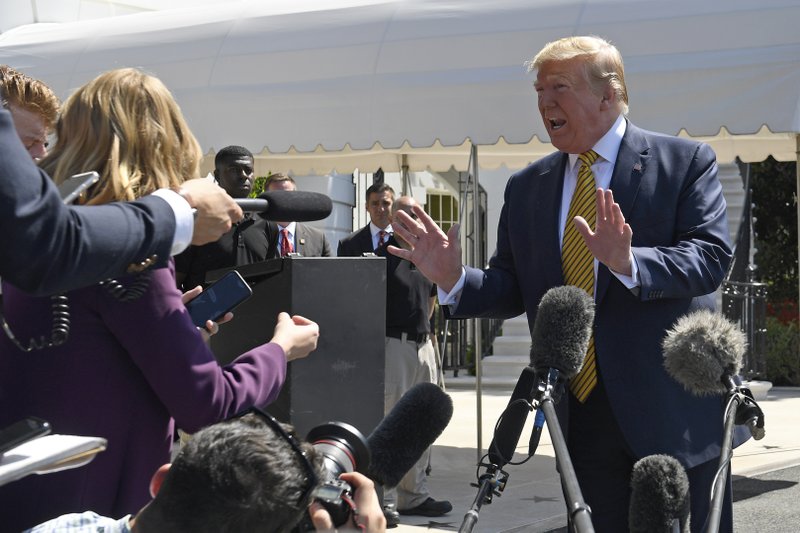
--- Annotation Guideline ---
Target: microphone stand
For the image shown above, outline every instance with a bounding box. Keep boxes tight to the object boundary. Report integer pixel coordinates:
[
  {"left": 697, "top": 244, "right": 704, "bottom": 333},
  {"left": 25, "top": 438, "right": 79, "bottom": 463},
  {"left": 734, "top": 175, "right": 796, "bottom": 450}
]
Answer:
[
  {"left": 534, "top": 368, "right": 595, "bottom": 533},
  {"left": 458, "top": 464, "right": 509, "bottom": 533},
  {"left": 703, "top": 380, "right": 765, "bottom": 533}
]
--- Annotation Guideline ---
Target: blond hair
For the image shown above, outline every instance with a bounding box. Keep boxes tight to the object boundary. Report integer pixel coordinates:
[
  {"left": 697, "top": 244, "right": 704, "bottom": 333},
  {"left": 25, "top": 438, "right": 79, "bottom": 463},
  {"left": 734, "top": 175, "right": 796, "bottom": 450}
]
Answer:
[
  {"left": 0, "top": 64, "right": 61, "bottom": 129},
  {"left": 40, "top": 68, "right": 201, "bottom": 204},
  {"left": 528, "top": 36, "right": 629, "bottom": 115}
]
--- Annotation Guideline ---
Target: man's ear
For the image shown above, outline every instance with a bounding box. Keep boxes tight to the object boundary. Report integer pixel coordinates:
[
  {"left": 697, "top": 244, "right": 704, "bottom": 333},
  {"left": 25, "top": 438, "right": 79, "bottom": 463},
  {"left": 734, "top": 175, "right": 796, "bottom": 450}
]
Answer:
[
  {"left": 599, "top": 85, "right": 615, "bottom": 109},
  {"left": 149, "top": 464, "right": 171, "bottom": 498}
]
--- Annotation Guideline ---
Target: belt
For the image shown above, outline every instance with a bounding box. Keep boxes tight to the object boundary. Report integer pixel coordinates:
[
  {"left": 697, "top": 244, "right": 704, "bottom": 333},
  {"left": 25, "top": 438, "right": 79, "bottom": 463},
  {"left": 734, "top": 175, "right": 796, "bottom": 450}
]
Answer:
[{"left": 386, "top": 329, "right": 428, "bottom": 344}]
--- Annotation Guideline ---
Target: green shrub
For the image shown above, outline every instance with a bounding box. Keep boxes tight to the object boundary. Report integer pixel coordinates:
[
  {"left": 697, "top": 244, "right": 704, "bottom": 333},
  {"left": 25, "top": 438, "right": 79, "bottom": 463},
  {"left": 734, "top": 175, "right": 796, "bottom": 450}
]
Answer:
[
  {"left": 249, "top": 175, "right": 269, "bottom": 198},
  {"left": 764, "top": 316, "right": 800, "bottom": 386}
]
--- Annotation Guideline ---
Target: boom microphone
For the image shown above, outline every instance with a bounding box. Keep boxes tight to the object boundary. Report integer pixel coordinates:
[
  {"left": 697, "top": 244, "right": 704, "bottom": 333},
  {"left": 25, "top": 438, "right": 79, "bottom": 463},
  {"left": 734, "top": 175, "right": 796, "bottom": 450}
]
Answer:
[
  {"left": 529, "top": 285, "right": 595, "bottom": 378},
  {"left": 487, "top": 286, "right": 594, "bottom": 467},
  {"left": 662, "top": 309, "right": 746, "bottom": 396},
  {"left": 234, "top": 190, "right": 333, "bottom": 221},
  {"left": 629, "top": 454, "right": 690, "bottom": 533},
  {"left": 366, "top": 382, "right": 453, "bottom": 488}
]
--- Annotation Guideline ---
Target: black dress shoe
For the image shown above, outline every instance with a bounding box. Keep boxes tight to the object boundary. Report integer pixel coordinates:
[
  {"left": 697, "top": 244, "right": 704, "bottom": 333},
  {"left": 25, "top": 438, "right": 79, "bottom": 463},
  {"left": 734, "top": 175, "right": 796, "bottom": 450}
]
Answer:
[
  {"left": 398, "top": 497, "right": 453, "bottom": 517},
  {"left": 383, "top": 505, "right": 400, "bottom": 528}
]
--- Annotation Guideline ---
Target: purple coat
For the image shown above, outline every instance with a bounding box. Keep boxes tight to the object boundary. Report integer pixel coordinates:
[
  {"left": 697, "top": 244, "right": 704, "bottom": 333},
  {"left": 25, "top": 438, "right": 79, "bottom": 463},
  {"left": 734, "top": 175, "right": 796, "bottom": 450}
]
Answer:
[{"left": 0, "top": 262, "right": 286, "bottom": 531}]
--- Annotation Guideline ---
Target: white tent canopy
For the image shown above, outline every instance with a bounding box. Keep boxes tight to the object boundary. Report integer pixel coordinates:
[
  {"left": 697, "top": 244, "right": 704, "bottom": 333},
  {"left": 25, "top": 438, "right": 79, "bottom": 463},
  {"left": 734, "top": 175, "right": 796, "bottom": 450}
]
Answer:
[{"left": 1, "top": 0, "right": 799, "bottom": 175}]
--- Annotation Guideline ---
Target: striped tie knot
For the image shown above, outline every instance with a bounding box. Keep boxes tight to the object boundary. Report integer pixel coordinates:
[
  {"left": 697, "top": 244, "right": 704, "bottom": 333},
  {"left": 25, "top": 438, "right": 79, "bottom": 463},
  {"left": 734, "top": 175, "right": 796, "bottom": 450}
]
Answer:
[{"left": 578, "top": 149, "right": 600, "bottom": 168}]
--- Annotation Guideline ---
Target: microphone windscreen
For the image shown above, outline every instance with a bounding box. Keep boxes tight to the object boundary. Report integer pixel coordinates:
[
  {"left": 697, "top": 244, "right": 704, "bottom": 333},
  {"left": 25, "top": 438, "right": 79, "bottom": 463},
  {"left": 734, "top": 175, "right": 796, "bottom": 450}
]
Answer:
[
  {"left": 629, "top": 454, "right": 690, "bottom": 533},
  {"left": 529, "top": 286, "right": 595, "bottom": 378},
  {"left": 366, "top": 383, "right": 453, "bottom": 488},
  {"left": 259, "top": 190, "right": 333, "bottom": 221},
  {"left": 662, "top": 309, "right": 746, "bottom": 396}
]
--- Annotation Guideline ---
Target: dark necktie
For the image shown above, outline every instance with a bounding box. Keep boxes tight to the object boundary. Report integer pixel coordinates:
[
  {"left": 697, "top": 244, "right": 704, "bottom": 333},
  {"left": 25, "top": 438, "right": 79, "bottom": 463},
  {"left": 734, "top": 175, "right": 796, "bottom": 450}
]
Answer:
[
  {"left": 280, "top": 228, "right": 293, "bottom": 257},
  {"left": 376, "top": 230, "right": 387, "bottom": 250},
  {"left": 564, "top": 150, "right": 599, "bottom": 403}
]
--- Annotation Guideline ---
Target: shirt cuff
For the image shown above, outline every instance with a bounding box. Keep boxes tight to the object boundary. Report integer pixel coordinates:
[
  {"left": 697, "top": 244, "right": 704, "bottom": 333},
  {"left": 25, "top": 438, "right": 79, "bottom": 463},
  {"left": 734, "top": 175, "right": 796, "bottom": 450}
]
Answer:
[
  {"left": 609, "top": 252, "right": 640, "bottom": 289},
  {"left": 152, "top": 189, "right": 194, "bottom": 255},
  {"left": 437, "top": 267, "right": 467, "bottom": 306}
]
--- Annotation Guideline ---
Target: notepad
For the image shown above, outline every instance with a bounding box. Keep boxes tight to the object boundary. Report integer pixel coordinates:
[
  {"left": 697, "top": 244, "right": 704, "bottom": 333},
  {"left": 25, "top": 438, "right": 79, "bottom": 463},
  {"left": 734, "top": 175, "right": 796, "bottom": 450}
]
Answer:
[{"left": 0, "top": 434, "right": 107, "bottom": 487}]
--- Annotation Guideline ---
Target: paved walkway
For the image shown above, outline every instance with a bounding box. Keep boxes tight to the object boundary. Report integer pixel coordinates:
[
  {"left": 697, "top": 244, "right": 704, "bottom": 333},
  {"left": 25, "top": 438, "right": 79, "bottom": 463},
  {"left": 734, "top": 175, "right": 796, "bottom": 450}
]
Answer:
[{"left": 393, "top": 383, "right": 800, "bottom": 533}]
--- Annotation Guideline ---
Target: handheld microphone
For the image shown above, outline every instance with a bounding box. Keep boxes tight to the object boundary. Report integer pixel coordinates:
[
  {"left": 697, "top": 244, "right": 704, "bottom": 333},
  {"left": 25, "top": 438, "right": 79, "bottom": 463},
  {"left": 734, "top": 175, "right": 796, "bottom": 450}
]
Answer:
[
  {"left": 234, "top": 190, "right": 333, "bottom": 221},
  {"left": 629, "top": 454, "right": 690, "bottom": 533},
  {"left": 486, "top": 285, "right": 594, "bottom": 467},
  {"left": 366, "top": 382, "right": 453, "bottom": 488}
]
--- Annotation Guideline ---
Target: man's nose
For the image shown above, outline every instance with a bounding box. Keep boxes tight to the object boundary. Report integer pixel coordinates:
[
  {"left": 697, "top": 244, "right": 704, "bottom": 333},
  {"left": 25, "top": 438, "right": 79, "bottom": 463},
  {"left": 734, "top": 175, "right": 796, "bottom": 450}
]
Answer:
[{"left": 29, "top": 143, "right": 47, "bottom": 160}]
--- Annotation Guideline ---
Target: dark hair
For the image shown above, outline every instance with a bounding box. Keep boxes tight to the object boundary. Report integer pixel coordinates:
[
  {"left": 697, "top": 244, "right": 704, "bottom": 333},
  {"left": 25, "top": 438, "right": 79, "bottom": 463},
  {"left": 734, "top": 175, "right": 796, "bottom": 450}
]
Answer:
[
  {"left": 365, "top": 183, "right": 395, "bottom": 203},
  {"left": 214, "top": 145, "right": 253, "bottom": 168},
  {"left": 135, "top": 414, "right": 320, "bottom": 533}
]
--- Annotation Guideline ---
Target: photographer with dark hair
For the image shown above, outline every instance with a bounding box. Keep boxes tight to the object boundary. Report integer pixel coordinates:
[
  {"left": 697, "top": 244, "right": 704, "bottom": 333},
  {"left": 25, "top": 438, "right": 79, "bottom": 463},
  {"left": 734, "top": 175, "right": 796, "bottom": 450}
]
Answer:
[{"left": 25, "top": 412, "right": 387, "bottom": 533}]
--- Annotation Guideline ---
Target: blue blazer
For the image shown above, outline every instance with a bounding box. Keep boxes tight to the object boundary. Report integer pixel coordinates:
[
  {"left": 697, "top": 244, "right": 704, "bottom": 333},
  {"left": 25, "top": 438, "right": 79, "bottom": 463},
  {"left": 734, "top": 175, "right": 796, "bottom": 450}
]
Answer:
[
  {"left": 454, "top": 121, "right": 739, "bottom": 468},
  {"left": 0, "top": 108, "right": 175, "bottom": 296}
]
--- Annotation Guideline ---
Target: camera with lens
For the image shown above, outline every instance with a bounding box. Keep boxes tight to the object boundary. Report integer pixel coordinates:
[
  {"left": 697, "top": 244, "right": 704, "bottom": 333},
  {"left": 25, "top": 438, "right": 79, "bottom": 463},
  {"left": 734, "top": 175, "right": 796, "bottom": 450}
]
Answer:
[{"left": 294, "top": 421, "right": 370, "bottom": 531}]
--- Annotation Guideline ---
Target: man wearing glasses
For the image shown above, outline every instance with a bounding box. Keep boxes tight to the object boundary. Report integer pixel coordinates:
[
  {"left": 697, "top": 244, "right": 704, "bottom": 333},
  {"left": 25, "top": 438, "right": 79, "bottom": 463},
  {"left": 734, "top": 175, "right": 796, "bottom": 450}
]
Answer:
[{"left": 25, "top": 411, "right": 387, "bottom": 533}]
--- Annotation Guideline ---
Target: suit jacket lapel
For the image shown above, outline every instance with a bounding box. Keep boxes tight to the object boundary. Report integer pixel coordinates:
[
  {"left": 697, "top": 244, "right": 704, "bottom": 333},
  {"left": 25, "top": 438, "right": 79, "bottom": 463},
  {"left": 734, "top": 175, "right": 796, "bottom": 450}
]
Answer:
[
  {"left": 265, "top": 220, "right": 280, "bottom": 259},
  {"left": 538, "top": 153, "right": 569, "bottom": 290},
  {"left": 294, "top": 224, "right": 306, "bottom": 255},
  {"left": 596, "top": 121, "right": 648, "bottom": 304},
  {"left": 358, "top": 225, "right": 374, "bottom": 253}
]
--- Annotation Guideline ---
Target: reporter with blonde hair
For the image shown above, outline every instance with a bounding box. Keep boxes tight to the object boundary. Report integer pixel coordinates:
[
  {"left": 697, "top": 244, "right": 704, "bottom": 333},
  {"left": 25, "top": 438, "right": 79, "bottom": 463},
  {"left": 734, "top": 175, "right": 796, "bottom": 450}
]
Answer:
[{"left": 0, "top": 68, "right": 319, "bottom": 531}]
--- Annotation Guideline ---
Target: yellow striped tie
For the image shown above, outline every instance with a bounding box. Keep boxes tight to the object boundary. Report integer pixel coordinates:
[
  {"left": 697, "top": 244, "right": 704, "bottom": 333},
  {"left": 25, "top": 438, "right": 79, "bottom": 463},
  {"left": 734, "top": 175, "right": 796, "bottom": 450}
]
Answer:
[{"left": 564, "top": 150, "right": 599, "bottom": 402}]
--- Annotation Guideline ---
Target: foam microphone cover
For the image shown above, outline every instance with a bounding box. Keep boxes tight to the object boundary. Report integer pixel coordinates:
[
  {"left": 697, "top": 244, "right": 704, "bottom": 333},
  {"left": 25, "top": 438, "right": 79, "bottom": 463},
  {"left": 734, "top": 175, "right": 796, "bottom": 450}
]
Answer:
[
  {"left": 259, "top": 190, "right": 333, "bottom": 221},
  {"left": 662, "top": 309, "right": 746, "bottom": 396},
  {"left": 629, "top": 454, "right": 690, "bottom": 533},
  {"left": 366, "top": 382, "right": 453, "bottom": 488},
  {"left": 529, "top": 285, "right": 595, "bottom": 379}
]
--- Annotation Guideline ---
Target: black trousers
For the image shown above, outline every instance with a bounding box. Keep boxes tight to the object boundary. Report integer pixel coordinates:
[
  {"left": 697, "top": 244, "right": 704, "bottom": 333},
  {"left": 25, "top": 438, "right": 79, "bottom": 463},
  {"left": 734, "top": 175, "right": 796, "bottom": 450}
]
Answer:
[{"left": 565, "top": 381, "right": 733, "bottom": 533}]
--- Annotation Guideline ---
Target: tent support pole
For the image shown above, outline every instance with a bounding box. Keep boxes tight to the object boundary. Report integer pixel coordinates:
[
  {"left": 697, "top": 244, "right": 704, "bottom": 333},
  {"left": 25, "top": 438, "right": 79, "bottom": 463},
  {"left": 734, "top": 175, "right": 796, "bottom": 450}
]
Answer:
[
  {"left": 470, "top": 142, "right": 484, "bottom": 463},
  {"left": 796, "top": 134, "right": 799, "bottom": 323}
]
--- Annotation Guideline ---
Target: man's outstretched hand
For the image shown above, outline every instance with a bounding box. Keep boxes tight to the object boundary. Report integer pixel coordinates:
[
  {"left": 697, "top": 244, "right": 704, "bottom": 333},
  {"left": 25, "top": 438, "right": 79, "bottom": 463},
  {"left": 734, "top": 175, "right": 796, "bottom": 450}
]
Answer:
[
  {"left": 387, "top": 203, "right": 462, "bottom": 292},
  {"left": 573, "top": 188, "right": 633, "bottom": 276}
]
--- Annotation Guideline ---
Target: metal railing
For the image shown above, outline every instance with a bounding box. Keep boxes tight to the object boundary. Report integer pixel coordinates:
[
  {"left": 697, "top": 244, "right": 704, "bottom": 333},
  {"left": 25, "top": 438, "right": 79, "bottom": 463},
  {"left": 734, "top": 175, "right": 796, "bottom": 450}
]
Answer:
[
  {"left": 722, "top": 267, "right": 768, "bottom": 380},
  {"left": 433, "top": 306, "right": 503, "bottom": 376}
]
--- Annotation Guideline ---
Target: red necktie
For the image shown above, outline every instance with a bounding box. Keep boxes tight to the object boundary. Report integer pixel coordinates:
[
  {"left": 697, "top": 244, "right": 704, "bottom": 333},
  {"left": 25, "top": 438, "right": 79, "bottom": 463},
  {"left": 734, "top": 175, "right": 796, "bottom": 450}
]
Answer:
[
  {"left": 377, "top": 230, "right": 387, "bottom": 250},
  {"left": 280, "top": 228, "right": 293, "bottom": 257}
]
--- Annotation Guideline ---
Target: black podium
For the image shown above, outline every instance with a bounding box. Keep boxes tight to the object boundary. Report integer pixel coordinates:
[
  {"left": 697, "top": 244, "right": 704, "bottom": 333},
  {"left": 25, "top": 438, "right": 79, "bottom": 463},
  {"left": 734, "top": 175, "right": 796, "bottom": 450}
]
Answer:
[{"left": 207, "top": 257, "right": 386, "bottom": 437}]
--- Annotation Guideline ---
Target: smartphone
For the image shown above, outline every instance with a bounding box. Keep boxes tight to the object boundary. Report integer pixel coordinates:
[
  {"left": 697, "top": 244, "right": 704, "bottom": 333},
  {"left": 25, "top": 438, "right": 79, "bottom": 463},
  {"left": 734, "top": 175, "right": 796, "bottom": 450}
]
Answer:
[
  {"left": 185, "top": 270, "right": 253, "bottom": 328},
  {"left": 58, "top": 171, "right": 100, "bottom": 204},
  {"left": 0, "top": 417, "right": 52, "bottom": 455}
]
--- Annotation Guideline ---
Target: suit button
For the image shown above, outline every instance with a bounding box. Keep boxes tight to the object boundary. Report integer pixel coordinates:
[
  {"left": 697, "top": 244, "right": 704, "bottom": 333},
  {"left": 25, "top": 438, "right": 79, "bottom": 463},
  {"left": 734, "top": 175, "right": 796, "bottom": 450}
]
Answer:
[{"left": 127, "top": 254, "right": 158, "bottom": 274}]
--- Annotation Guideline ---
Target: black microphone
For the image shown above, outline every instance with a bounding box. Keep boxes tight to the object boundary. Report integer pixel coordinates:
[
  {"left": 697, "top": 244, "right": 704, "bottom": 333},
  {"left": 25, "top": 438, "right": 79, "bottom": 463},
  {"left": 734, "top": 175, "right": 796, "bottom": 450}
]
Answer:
[
  {"left": 366, "top": 382, "right": 453, "bottom": 488},
  {"left": 234, "top": 190, "right": 333, "bottom": 221},
  {"left": 629, "top": 454, "right": 690, "bottom": 533},
  {"left": 486, "top": 285, "right": 594, "bottom": 467},
  {"left": 662, "top": 309, "right": 764, "bottom": 440},
  {"left": 529, "top": 285, "right": 595, "bottom": 378}
]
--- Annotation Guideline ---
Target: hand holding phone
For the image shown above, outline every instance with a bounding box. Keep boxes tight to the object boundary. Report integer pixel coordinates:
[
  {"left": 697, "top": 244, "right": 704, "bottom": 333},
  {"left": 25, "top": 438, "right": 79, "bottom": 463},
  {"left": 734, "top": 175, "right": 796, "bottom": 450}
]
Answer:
[{"left": 185, "top": 270, "right": 252, "bottom": 329}]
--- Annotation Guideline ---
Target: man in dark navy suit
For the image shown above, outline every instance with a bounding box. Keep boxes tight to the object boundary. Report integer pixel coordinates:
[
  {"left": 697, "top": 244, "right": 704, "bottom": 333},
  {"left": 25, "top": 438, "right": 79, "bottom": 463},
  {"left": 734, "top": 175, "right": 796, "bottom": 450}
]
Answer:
[
  {"left": 0, "top": 101, "right": 242, "bottom": 296},
  {"left": 390, "top": 36, "right": 739, "bottom": 532}
]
